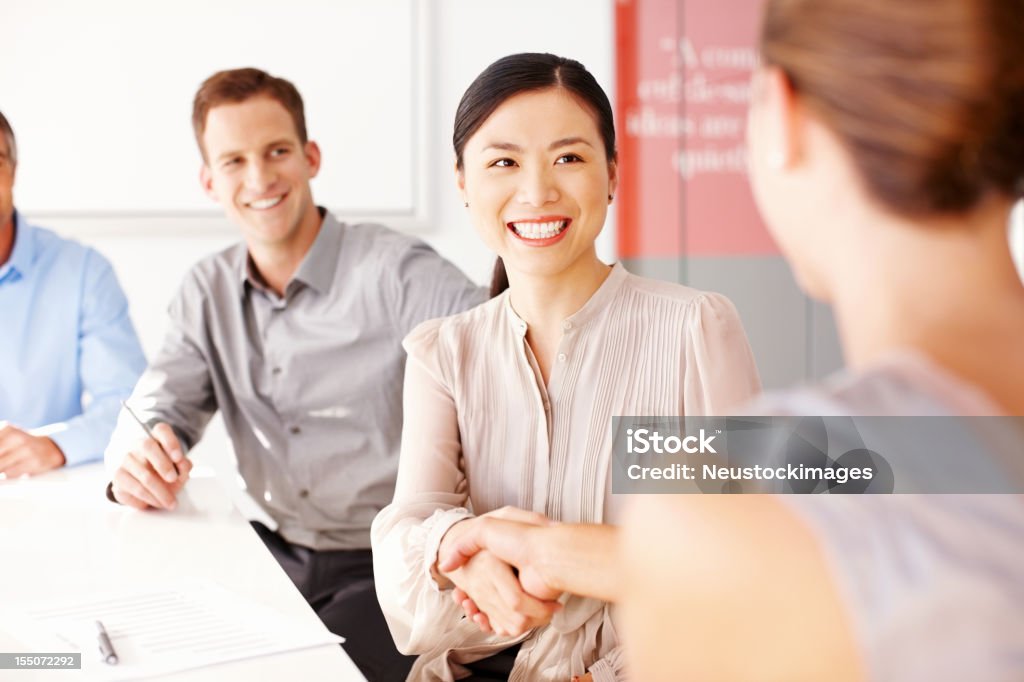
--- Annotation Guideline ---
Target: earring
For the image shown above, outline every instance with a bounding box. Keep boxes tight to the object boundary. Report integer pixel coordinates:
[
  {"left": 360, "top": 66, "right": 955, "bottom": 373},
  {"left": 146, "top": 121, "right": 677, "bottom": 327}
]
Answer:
[
  {"left": 608, "top": 194, "right": 613, "bottom": 202},
  {"left": 463, "top": 202, "right": 469, "bottom": 208}
]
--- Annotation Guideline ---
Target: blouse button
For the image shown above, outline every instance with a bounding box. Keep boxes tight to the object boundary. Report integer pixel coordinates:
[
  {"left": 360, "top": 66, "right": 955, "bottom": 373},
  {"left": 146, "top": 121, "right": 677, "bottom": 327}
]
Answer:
[
  {"left": 562, "top": 321, "right": 572, "bottom": 331},
  {"left": 557, "top": 353, "right": 567, "bottom": 362}
]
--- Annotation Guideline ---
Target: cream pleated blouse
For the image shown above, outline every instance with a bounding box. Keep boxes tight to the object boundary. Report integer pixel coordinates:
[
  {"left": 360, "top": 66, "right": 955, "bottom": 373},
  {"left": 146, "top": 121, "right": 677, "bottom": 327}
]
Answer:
[{"left": 371, "top": 263, "right": 762, "bottom": 681}]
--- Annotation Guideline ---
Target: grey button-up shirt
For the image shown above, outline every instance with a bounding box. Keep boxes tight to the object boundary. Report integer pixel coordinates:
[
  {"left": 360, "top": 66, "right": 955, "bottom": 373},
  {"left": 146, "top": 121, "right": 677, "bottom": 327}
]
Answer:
[{"left": 110, "top": 211, "right": 485, "bottom": 549}]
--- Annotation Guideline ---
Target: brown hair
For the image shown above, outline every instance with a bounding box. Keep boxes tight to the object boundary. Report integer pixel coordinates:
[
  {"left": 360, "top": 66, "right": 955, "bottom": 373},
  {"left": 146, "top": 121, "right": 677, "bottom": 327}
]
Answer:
[
  {"left": 0, "top": 110, "right": 16, "bottom": 167},
  {"left": 192, "top": 68, "right": 307, "bottom": 161},
  {"left": 761, "top": 0, "right": 1024, "bottom": 215}
]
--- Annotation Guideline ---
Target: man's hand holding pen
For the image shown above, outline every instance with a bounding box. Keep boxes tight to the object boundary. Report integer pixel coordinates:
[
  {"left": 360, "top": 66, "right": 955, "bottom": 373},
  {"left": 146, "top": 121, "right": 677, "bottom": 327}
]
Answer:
[{"left": 111, "top": 420, "right": 191, "bottom": 510}]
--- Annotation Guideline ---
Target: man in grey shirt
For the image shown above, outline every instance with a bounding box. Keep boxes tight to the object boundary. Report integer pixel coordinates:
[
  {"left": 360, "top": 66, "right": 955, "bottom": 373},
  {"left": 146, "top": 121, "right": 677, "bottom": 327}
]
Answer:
[{"left": 104, "top": 68, "right": 484, "bottom": 680}]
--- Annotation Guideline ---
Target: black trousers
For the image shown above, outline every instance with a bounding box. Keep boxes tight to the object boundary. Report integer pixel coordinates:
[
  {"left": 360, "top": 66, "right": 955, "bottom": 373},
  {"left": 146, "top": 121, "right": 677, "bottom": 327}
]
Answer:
[{"left": 251, "top": 521, "right": 416, "bottom": 681}]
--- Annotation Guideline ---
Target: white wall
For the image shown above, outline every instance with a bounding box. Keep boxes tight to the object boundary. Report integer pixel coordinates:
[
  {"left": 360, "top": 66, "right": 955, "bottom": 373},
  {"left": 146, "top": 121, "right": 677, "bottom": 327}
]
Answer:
[{"left": 4, "top": 0, "right": 425, "bottom": 219}]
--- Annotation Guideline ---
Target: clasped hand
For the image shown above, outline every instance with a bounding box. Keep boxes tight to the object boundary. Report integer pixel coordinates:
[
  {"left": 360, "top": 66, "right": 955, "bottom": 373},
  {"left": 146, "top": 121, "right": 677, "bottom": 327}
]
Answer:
[{"left": 436, "top": 506, "right": 561, "bottom": 637}]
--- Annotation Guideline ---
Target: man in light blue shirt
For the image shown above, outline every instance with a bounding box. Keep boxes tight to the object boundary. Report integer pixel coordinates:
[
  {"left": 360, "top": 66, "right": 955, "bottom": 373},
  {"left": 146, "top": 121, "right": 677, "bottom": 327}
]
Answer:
[{"left": 0, "top": 110, "right": 146, "bottom": 476}]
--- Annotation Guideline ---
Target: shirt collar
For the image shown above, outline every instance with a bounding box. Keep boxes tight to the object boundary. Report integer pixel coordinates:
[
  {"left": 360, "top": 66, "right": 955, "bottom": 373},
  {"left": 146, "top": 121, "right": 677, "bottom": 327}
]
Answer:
[
  {"left": 291, "top": 209, "right": 343, "bottom": 295},
  {"left": 0, "top": 211, "right": 35, "bottom": 284},
  {"left": 504, "top": 261, "right": 630, "bottom": 335},
  {"left": 240, "top": 252, "right": 268, "bottom": 297},
  {"left": 238, "top": 207, "right": 344, "bottom": 298}
]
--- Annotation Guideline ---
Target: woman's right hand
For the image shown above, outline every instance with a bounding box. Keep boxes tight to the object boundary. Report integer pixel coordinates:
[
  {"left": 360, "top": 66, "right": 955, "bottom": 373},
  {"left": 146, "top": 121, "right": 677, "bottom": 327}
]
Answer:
[
  {"left": 438, "top": 508, "right": 563, "bottom": 602},
  {"left": 443, "top": 549, "right": 561, "bottom": 637}
]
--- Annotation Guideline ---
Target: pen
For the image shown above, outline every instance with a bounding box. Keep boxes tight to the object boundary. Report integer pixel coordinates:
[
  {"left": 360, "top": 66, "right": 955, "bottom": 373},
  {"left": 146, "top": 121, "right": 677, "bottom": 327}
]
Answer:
[
  {"left": 96, "top": 620, "right": 118, "bottom": 665},
  {"left": 121, "top": 400, "right": 180, "bottom": 476}
]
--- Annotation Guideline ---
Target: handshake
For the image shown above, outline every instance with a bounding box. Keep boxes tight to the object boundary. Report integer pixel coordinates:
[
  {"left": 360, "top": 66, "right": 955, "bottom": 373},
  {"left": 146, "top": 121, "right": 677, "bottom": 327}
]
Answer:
[{"left": 434, "top": 507, "right": 566, "bottom": 639}]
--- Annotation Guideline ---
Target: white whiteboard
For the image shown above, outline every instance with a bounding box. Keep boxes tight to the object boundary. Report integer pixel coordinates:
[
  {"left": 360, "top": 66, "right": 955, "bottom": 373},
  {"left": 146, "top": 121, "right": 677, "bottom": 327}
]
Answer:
[{"left": 2, "top": 0, "right": 428, "bottom": 221}]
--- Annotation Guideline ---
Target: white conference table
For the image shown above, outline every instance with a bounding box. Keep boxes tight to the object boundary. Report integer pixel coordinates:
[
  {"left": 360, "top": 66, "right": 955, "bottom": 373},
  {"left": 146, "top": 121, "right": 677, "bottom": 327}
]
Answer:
[{"left": 0, "top": 463, "right": 365, "bottom": 681}]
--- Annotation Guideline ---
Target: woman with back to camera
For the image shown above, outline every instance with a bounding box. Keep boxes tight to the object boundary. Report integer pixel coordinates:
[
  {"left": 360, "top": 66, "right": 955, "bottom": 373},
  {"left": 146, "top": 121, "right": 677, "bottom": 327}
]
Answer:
[
  {"left": 619, "top": 0, "right": 1024, "bottom": 679},
  {"left": 371, "top": 53, "right": 761, "bottom": 681}
]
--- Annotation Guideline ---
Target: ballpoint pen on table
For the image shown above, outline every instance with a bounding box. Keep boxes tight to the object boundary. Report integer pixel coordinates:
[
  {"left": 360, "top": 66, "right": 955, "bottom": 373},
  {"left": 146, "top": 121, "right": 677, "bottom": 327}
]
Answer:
[{"left": 96, "top": 620, "right": 118, "bottom": 665}]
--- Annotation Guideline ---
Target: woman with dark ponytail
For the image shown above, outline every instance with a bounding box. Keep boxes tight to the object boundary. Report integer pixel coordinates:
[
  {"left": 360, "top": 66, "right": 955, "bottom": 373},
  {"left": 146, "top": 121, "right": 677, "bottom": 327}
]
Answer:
[
  {"left": 372, "top": 52, "right": 761, "bottom": 680},
  {"left": 488, "top": 257, "right": 508, "bottom": 299}
]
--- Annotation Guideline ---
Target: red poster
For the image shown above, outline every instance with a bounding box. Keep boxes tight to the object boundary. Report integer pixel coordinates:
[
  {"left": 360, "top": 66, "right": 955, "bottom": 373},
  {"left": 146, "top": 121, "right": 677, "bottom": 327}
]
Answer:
[{"left": 616, "top": 0, "right": 776, "bottom": 258}]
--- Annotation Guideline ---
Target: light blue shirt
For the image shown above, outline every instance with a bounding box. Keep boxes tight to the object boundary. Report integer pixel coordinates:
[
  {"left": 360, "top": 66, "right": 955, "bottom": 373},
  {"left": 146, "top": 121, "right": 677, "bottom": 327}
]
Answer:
[{"left": 0, "top": 212, "right": 146, "bottom": 465}]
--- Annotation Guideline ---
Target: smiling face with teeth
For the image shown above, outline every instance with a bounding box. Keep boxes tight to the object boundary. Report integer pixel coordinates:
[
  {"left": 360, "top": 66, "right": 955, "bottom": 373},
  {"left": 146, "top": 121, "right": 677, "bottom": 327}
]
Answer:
[
  {"left": 458, "top": 87, "right": 617, "bottom": 282},
  {"left": 200, "top": 95, "right": 322, "bottom": 259}
]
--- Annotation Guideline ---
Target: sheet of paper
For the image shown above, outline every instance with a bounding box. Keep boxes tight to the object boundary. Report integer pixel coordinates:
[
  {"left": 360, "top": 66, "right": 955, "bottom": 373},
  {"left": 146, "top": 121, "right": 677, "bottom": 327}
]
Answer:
[{"left": 2, "top": 579, "right": 344, "bottom": 680}]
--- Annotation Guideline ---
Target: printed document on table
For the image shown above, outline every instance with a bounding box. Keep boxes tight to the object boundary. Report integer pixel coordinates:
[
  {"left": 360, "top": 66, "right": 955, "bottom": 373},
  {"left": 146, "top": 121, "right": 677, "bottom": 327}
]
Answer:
[{"left": 1, "top": 579, "right": 344, "bottom": 680}]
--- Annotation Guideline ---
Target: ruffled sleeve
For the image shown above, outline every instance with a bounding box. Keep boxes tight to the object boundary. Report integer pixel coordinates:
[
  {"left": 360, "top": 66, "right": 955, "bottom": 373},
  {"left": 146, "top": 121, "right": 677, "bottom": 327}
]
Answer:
[
  {"left": 682, "top": 293, "right": 762, "bottom": 415},
  {"left": 587, "top": 643, "right": 629, "bottom": 681},
  {"left": 370, "top": 317, "right": 474, "bottom": 654}
]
